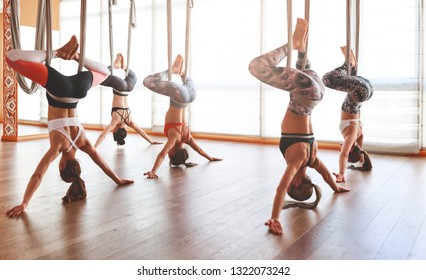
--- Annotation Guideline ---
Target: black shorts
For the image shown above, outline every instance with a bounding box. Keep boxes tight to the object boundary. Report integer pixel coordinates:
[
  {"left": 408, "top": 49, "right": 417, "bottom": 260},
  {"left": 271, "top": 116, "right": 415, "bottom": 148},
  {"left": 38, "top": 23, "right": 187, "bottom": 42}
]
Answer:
[{"left": 279, "top": 133, "right": 315, "bottom": 167}]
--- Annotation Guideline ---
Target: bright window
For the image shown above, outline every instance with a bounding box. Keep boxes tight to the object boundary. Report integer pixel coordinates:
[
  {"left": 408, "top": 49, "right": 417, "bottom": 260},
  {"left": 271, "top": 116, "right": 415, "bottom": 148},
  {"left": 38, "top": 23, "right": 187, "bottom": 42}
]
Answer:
[{"left": 16, "top": 0, "right": 423, "bottom": 153}]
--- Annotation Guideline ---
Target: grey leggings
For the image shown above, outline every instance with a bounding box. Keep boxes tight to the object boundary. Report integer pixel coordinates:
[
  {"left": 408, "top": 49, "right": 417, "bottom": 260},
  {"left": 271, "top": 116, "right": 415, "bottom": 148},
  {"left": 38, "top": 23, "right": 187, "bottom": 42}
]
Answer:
[
  {"left": 143, "top": 70, "right": 196, "bottom": 108},
  {"left": 248, "top": 44, "right": 324, "bottom": 115},
  {"left": 101, "top": 68, "right": 137, "bottom": 95}
]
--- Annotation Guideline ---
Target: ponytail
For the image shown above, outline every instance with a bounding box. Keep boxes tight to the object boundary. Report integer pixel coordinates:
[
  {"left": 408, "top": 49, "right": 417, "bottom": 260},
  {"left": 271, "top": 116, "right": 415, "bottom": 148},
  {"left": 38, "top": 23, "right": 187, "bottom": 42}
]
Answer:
[
  {"left": 60, "top": 159, "right": 87, "bottom": 203},
  {"left": 169, "top": 148, "right": 191, "bottom": 167},
  {"left": 113, "top": 127, "right": 127, "bottom": 146},
  {"left": 283, "top": 176, "right": 322, "bottom": 210}
]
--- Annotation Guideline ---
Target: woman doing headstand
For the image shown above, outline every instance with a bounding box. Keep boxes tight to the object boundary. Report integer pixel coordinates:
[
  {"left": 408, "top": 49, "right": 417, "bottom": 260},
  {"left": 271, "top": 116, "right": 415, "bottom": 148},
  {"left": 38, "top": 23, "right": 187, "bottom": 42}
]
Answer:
[
  {"left": 322, "top": 46, "right": 374, "bottom": 182},
  {"left": 95, "top": 53, "right": 162, "bottom": 147},
  {"left": 142, "top": 55, "right": 222, "bottom": 179},
  {"left": 248, "top": 18, "right": 349, "bottom": 235},
  {"left": 6, "top": 36, "right": 134, "bottom": 218}
]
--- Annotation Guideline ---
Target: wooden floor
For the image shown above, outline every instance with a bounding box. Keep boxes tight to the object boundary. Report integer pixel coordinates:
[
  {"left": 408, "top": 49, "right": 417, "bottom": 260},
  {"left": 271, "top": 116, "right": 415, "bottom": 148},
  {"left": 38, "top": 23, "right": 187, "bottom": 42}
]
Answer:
[{"left": 1, "top": 129, "right": 426, "bottom": 260}]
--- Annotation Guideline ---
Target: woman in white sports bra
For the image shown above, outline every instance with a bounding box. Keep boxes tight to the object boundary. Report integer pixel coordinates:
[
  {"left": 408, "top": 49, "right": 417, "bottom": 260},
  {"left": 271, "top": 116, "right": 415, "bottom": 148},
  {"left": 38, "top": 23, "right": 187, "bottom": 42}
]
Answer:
[
  {"left": 249, "top": 18, "right": 349, "bottom": 235},
  {"left": 6, "top": 36, "right": 134, "bottom": 218},
  {"left": 322, "top": 47, "right": 374, "bottom": 183}
]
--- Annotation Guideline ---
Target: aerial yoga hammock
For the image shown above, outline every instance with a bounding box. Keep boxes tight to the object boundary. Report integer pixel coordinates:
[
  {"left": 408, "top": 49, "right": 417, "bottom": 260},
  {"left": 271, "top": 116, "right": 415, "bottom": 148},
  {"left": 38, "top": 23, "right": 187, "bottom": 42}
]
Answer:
[
  {"left": 9, "top": 0, "right": 88, "bottom": 88},
  {"left": 3, "top": 0, "right": 87, "bottom": 142},
  {"left": 1, "top": 0, "right": 55, "bottom": 142},
  {"left": 9, "top": 0, "right": 50, "bottom": 94}
]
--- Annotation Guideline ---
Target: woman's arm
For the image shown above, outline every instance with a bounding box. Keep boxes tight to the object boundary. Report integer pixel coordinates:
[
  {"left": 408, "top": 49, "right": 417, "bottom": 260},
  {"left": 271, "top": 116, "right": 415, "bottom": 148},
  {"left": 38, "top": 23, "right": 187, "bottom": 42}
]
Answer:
[
  {"left": 310, "top": 157, "right": 350, "bottom": 193},
  {"left": 80, "top": 141, "right": 133, "bottom": 185},
  {"left": 94, "top": 120, "right": 118, "bottom": 148},
  {"left": 267, "top": 160, "right": 304, "bottom": 235},
  {"left": 186, "top": 136, "right": 222, "bottom": 161},
  {"left": 6, "top": 146, "right": 61, "bottom": 218},
  {"left": 338, "top": 125, "right": 358, "bottom": 178},
  {"left": 126, "top": 120, "right": 162, "bottom": 145},
  {"left": 144, "top": 138, "right": 176, "bottom": 179}
]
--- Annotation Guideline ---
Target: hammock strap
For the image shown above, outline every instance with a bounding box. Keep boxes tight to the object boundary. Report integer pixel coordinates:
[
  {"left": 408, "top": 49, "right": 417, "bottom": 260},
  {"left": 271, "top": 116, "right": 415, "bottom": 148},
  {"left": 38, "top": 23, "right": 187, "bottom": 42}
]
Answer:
[
  {"left": 167, "top": 0, "right": 172, "bottom": 80},
  {"left": 78, "top": 0, "right": 87, "bottom": 73},
  {"left": 286, "top": 0, "right": 293, "bottom": 68},
  {"left": 108, "top": 0, "right": 115, "bottom": 75},
  {"left": 300, "top": 0, "right": 310, "bottom": 70},
  {"left": 126, "top": 0, "right": 137, "bottom": 76},
  {"left": 10, "top": 0, "right": 52, "bottom": 93},
  {"left": 355, "top": 0, "right": 360, "bottom": 75},
  {"left": 182, "top": 0, "right": 193, "bottom": 82},
  {"left": 346, "top": 0, "right": 352, "bottom": 75}
]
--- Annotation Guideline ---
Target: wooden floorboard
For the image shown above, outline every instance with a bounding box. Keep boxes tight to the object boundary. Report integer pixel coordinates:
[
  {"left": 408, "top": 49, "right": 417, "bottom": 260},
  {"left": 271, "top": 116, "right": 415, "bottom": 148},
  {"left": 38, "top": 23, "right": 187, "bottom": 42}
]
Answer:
[{"left": 1, "top": 129, "right": 426, "bottom": 260}]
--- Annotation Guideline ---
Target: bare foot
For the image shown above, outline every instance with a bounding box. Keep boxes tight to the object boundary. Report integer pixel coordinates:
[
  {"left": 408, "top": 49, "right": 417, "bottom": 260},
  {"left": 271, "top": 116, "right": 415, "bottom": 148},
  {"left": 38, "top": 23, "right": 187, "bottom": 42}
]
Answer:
[
  {"left": 292, "top": 18, "right": 309, "bottom": 52},
  {"left": 265, "top": 218, "right": 283, "bottom": 235},
  {"left": 340, "top": 46, "right": 357, "bottom": 67},
  {"left": 71, "top": 51, "right": 80, "bottom": 61},
  {"left": 172, "top": 54, "right": 184, "bottom": 75},
  {"left": 70, "top": 44, "right": 79, "bottom": 60},
  {"left": 114, "top": 53, "right": 125, "bottom": 69},
  {"left": 56, "top": 35, "right": 79, "bottom": 60}
]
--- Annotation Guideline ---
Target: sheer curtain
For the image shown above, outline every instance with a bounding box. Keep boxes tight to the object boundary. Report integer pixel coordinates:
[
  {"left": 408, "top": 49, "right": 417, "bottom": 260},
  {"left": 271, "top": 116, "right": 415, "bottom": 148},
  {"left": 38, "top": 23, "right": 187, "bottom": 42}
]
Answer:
[
  {"left": 421, "top": 0, "right": 426, "bottom": 150},
  {"left": 17, "top": 0, "right": 423, "bottom": 153},
  {"left": 359, "top": 0, "right": 420, "bottom": 153},
  {"left": 16, "top": 26, "right": 50, "bottom": 122},
  {"left": 58, "top": 0, "right": 153, "bottom": 128}
]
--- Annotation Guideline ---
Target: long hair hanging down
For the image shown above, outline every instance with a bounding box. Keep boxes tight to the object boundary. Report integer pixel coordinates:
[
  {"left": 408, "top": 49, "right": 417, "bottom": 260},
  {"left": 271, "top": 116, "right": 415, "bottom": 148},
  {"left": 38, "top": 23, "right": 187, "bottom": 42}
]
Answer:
[
  {"left": 283, "top": 175, "right": 322, "bottom": 209},
  {"left": 113, "top": 127, "right": 127, "bottom": 146},
  {"left": 348, "top": 144, "right": 362, "bottom": 163},
  {"left": 60, "top": 159, "right": 87, "bottom": 203},
  {"left": 169, "top": 148, "right": 197, "bottom": 168},
  {"left": 169, "top": 148, "right": 189, "bottom": 167}
]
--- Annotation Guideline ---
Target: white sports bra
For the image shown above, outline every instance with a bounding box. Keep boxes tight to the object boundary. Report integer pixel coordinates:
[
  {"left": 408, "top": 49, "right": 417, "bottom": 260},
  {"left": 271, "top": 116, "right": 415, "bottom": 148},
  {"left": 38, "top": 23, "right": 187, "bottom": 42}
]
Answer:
[{"left": 48, "top": 117, "right": 83, "bottom": 153}]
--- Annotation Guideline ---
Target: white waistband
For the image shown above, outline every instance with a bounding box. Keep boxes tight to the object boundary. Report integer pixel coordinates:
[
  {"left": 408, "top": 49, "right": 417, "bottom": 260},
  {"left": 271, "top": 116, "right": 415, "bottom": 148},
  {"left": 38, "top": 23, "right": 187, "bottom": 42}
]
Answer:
[
  {"left": 47, "top": 91, "right": 80, "bottom": 104},
  {"left": 48, "top": 117, "right": 82, "bottom": 132}
]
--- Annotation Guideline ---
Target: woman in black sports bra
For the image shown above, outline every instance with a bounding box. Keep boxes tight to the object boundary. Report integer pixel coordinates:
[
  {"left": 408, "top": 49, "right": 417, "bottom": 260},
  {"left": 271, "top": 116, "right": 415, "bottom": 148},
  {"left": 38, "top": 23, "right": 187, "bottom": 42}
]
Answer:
[
  {"left": 94, "top": 53, "right": 162, "bottom": 148},
  {"left": 6, "top": 36, "right": 134, "bottom": 218},
  {"left": 248, "top": 19, "right": 349, "bottom": 235}
]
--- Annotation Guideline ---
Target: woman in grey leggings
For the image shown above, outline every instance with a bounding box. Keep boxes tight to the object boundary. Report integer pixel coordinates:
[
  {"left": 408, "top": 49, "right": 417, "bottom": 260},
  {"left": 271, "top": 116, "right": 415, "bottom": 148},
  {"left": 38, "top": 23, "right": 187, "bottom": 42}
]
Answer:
[
  {"left": 143, "top": 55, "right": 222, "bottom": 179},
  {"left": 248, "top": 18, "right": 349, "bottom": 235}
]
